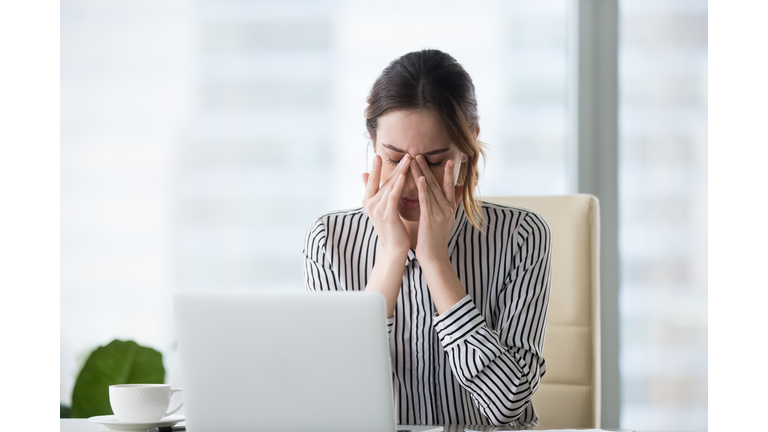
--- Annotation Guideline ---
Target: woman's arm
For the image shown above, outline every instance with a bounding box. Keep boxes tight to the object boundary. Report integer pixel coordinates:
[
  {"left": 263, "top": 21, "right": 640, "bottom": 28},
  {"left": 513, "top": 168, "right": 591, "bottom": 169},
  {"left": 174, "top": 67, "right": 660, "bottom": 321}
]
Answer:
[
  {"left": 433, "top": 213, "right": 552, "bottom": 426},
  {"left": 411, "top": 155, "right": 552, "bottom": 425},
  {"left": 363, "top": 249, "right": 408, "bottom": 318}
]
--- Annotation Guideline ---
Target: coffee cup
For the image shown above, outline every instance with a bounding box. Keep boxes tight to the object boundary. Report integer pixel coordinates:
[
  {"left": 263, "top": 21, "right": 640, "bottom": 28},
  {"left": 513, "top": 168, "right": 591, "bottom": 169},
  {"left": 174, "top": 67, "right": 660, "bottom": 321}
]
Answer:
[{"left": 109, "top": 384, "right": 183, "bottom": 423}]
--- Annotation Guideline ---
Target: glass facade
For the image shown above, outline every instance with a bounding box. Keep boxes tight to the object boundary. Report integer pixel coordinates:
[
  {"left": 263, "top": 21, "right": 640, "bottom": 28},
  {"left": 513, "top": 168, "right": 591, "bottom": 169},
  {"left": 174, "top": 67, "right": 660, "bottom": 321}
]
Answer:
[{"left": 618, "top": 1, "right": 708, "bottom": 430}]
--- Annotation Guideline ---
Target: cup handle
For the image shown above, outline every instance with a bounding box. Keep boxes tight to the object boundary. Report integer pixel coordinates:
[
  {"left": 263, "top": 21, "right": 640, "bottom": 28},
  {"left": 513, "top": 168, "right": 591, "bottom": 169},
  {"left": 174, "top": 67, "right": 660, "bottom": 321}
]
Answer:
[{"left": 165, "top": 388, "right": 183, "bottom": 416}]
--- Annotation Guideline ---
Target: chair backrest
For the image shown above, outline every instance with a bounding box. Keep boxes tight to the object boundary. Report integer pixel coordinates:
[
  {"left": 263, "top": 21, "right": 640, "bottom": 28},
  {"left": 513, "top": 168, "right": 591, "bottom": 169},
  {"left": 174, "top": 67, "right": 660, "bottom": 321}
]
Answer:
[{"left": 482, "top": 195, "right": 601, "bottom": 429}]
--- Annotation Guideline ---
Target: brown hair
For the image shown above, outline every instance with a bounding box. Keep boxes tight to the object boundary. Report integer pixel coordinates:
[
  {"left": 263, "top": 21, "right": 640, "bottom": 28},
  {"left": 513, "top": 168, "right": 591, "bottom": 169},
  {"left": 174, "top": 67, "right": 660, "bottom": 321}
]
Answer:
[{"left": 365, "top": 49, "right": 486, "bottom": 230}]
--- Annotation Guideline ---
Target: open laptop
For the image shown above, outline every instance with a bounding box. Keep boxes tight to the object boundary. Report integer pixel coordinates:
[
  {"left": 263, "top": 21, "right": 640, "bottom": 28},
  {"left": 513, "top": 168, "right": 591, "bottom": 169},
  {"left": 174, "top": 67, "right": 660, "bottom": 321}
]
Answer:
[{"left": 174, "top": 291, "right": 397, "bottom": 432}]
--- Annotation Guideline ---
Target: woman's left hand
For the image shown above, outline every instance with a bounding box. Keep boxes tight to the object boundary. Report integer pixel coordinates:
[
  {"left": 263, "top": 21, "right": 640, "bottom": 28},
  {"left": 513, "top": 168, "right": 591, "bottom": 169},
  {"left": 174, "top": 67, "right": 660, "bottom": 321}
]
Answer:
[{"left": 410, "top": 155, "right": 457, "bottom": 267}]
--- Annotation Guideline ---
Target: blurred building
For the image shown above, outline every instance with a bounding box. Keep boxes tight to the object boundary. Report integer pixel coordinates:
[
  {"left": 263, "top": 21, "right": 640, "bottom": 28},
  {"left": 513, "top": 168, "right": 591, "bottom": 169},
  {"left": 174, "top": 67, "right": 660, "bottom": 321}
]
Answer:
[{"left": 618, "top": 1, "right": 708, "bottom": 430}]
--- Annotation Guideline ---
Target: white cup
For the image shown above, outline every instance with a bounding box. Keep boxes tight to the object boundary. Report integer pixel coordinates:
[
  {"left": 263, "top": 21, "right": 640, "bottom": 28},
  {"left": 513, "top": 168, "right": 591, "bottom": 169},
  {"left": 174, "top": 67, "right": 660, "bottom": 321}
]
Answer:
[{"left": 109, "top": 384, "right": 183, "bottom": 423}]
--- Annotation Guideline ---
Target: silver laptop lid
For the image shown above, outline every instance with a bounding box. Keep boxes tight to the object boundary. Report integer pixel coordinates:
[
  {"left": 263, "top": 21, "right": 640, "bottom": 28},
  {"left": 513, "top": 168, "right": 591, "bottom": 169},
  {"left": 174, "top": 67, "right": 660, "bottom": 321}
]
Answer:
[{"left": 174, "top": 291, "right": 396, "bottom": 432}]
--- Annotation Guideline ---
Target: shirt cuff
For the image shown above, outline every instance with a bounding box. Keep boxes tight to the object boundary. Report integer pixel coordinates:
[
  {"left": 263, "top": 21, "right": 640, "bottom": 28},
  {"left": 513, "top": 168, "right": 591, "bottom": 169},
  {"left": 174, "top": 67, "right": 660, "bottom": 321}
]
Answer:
[
  {"left": 386, "top": 314, "right": 395, "bottom": 336},
  {"left": 433, "top": 295, "right": 486, "bottom": 349}
]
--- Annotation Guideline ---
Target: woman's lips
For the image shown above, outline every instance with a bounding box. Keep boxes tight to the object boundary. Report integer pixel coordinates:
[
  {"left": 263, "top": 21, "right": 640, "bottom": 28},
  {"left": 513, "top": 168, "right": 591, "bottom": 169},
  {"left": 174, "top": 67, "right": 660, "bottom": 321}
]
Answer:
[{"left": 400, "top": 197, "right": 420, "bottom": 208}]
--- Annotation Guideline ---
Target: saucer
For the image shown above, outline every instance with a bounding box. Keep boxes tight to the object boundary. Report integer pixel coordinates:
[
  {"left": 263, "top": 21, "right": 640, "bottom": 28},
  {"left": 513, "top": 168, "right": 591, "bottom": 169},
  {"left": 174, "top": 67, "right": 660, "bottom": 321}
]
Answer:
[{"left": 88, "top": 414, "right": 184, "bottom": 432}]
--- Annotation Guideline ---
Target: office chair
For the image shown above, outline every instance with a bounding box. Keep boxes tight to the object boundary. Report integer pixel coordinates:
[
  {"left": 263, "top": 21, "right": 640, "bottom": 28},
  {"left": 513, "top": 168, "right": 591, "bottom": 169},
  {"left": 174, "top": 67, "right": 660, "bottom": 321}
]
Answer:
[{"left": 482, "top": 195, "right": 601, "bottom": 429}]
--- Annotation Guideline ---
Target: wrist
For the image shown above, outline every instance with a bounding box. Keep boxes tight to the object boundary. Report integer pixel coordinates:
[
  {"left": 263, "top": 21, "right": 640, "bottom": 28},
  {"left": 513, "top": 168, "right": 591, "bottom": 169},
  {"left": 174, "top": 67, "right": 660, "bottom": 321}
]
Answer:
[
  {"left": 378, "top": 244, "right": 410, "bottom": 262},
  {"left": 419, "top": 258, "right": 466, "bottom": 315},
  {"left": 416, "top": 250, "right": 451, "bottom": 270},
  {"left": 367, "top": 246, "right": 408, "bottom": 318}
]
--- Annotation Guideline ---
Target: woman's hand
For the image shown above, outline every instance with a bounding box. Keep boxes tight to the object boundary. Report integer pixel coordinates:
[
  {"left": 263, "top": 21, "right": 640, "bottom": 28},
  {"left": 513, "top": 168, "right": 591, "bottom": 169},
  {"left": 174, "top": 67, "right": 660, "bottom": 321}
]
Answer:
[
  {"left": 410, "top": 155, "right": 467, "bottom": 314},
  {"left": 362, "top": 154, "right": 412, "bottom": 257},
  {"left": 362, "top": 154, "right": 412, "bottom": 317},
  {"left": 409, "top": 155, "right": 457, "bottom": 266}
]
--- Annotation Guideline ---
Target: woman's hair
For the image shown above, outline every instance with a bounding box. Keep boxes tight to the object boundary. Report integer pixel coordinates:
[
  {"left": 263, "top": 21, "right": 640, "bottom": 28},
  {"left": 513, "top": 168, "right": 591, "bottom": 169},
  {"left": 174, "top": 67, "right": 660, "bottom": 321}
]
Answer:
[{"left": 365, "top": 49, "right": 486, "bottom": 230}]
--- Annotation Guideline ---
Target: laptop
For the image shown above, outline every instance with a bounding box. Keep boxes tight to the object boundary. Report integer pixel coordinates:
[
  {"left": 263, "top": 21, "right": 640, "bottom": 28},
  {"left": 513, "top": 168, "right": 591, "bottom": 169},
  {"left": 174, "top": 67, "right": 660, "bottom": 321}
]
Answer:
[{"left": 174, "top": 291, "right": 397, "bottom": 432}]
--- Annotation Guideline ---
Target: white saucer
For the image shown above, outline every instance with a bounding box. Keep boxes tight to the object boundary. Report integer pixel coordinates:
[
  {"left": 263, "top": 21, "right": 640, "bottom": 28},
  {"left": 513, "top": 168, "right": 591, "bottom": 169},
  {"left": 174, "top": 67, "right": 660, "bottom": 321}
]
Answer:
[{"left": 88, "top": 414, "right": 184, "bottom": 432}]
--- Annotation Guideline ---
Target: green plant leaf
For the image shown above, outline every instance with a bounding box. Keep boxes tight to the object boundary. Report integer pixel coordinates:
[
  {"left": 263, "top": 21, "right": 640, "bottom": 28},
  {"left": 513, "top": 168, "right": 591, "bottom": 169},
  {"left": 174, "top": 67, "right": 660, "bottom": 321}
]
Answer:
[
  {"left": 60, "top": 404, "right": 71, "bottom": 418},
  {"left": 70, "top": 340, "right": 165, "bottom": 418}
]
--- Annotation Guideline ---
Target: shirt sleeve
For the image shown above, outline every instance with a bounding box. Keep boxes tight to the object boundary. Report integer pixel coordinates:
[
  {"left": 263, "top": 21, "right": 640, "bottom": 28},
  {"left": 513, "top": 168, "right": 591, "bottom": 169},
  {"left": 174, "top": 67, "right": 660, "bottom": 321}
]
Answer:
[
  {"left": 302, "top": 217, "right": 395, "bottom": 337},
  {"left": 432, "top": 212, "right": 552, "bottom": 426}
]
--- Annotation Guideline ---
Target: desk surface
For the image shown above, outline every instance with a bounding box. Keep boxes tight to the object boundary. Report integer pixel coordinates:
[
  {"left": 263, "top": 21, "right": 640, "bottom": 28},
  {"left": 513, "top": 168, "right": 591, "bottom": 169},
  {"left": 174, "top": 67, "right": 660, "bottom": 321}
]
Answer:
[{"left": 61, "top": 418, "right": 646, "bottom": 432}]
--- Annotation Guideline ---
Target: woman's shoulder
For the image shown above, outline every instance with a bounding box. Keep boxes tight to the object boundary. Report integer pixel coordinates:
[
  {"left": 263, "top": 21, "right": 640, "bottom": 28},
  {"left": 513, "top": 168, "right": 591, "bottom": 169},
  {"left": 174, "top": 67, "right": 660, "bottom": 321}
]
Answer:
[
  {"left": 477, "top": 200, "right": 550, "bottom": 233},
  {"left": 479, "top": 200, "right": 546, "bottom": 221},
  {"left": 306, "top": 207, "right": 368, "bottom": 231},
  {"left": 304, "top": 207, "right": 371, "bottom": 251}
]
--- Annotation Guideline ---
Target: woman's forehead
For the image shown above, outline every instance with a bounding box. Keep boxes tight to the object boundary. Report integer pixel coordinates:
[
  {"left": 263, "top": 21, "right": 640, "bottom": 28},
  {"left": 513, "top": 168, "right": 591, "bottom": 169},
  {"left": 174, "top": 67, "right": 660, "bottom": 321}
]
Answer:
[{"left": 375, "top": 109, "right": 454, "bottom": 154}]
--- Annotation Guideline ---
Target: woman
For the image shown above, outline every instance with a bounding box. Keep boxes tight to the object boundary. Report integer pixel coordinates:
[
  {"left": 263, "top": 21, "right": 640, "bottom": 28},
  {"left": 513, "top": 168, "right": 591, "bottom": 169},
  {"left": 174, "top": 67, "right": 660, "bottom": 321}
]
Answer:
[{"left": 303, "top": 49, "right": 552, "bottom": 427}]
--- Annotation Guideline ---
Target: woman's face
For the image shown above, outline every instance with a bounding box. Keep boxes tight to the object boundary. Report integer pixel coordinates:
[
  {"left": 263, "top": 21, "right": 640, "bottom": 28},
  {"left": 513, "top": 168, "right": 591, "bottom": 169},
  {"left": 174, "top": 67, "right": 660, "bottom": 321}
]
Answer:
[{"left": 373, "top": 108, "right": 466, "bottom": 222}]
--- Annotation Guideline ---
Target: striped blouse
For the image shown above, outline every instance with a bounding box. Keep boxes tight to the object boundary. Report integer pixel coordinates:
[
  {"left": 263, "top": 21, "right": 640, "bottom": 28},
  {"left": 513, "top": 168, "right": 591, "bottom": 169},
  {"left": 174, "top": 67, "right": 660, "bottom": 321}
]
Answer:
[{"left": 302, "top": 201, "right": 552, "bottom": 426}]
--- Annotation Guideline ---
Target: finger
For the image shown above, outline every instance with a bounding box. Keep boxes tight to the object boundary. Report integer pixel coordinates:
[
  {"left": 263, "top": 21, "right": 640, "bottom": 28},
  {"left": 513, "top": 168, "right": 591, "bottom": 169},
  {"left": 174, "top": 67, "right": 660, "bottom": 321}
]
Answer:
[
  {"left": 409, "top": 154, "right": 424, "bottom": 186},
  {"left": 442, "top": 160, "right": 455, "bottom": 202},
  {"left": 364, "top": 155, "right": 382, "bottom": 199},
  {"left": 415, "top": 155, "right": 444, "bottom": 204},
  {"left": 417, "top": 175, "right": 432, "bottom": 216},
  {"left": 379, "top": 171, "right": 393, "bottom": 207},
  {"left": 387, "top": 173, "right": 406, "bottom": 211},
  {"left": 381, "top": 154, "right": 410, "bottom": 191},
  {"left": 362, "top": 172, "right": 369, "bottom": 187},
  {"left": 410, "top": 156, "right": 438, "bottom": 206}
]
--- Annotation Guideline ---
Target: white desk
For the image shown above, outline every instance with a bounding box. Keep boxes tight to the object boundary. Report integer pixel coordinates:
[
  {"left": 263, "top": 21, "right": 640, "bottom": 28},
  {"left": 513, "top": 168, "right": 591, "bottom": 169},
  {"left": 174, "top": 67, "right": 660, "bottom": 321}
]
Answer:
[{"left": 61, "top": 419, "right": 640, "bottom": 432}]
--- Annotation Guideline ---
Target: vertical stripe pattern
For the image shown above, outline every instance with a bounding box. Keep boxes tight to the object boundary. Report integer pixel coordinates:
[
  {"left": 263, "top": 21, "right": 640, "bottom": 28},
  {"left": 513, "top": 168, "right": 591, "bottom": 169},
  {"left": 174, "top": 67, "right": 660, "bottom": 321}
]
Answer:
[{"left": 302, "top": 202, "right": 552, "bottom": 427}]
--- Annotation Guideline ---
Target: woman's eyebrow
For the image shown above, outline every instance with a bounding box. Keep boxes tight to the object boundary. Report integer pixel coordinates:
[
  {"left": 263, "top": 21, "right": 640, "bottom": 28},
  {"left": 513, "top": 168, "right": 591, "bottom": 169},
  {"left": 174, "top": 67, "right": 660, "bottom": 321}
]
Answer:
[{"left": 381, "top": 143, "right": 450, "bottom": 156}]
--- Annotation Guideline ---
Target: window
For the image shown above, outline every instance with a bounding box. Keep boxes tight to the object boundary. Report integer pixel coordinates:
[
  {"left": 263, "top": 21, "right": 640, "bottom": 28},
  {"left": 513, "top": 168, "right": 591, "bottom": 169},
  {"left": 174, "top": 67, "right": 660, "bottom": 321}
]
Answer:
[{"left": 618, "top": 1, "right": 708, "bottom": 430}]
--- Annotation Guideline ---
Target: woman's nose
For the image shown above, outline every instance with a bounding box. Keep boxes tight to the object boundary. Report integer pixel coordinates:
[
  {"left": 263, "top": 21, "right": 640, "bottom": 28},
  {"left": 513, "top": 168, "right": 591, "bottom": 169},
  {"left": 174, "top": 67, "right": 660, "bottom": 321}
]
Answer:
[{"left": 402, "top": 162, "right": 417, "bottom": 192}]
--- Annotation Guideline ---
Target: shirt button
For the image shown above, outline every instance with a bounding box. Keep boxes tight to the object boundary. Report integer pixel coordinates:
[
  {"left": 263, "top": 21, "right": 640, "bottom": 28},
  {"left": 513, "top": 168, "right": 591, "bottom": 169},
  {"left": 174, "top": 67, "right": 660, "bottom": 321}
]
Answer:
[
  {"left": 444, "top": 335, "right": 453, "bottom": 343},
  {"left": 437, "top": 323, "right": 445, "bottom": 331}
]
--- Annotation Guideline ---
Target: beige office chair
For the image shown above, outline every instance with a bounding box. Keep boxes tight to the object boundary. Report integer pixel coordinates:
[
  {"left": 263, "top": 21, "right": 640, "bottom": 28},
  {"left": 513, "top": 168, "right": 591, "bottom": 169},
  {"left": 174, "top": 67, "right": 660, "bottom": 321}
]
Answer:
[{"left": 482, "top": 195, "right": 601, "bottom": 429}]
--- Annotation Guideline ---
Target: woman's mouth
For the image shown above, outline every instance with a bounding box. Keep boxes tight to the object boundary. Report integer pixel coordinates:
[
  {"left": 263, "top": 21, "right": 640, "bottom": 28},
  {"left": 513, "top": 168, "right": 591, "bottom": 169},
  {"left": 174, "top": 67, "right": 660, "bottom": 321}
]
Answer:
[{"left": 400, "top": 197, "right": 420, "bottom": 208}]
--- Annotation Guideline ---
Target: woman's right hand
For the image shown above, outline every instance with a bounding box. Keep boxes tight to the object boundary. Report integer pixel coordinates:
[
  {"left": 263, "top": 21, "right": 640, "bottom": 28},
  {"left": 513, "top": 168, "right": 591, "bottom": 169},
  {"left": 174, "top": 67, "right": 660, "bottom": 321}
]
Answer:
[{"left": 362, "top": 154, "right": 411, "bottom": 257}]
